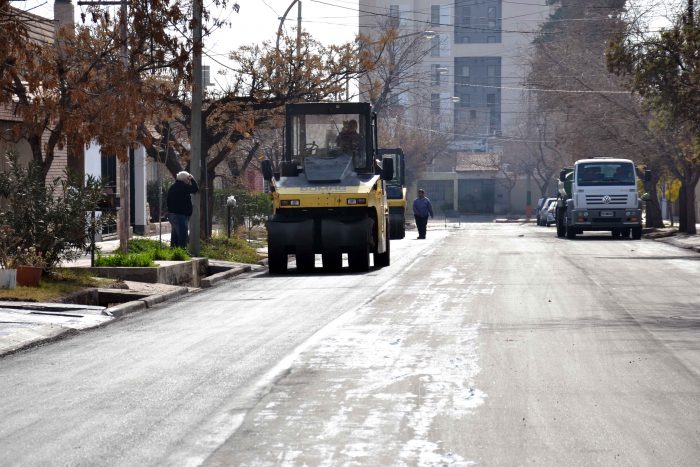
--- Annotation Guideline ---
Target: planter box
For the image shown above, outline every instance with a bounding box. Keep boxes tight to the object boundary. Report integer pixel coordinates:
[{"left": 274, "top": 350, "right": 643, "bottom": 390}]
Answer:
[
  {"left": 16, "top": 265, "right": 42, "bottom": 287},
  {"left": 0, "top": 269, "right": 17, "bottom": 289},
  {"left": 63, "top": 258, "right": 208, "bottom": 286}
]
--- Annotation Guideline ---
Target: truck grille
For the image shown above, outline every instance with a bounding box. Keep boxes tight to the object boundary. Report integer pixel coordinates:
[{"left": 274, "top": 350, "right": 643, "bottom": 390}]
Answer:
[{"left": 585, "top": 194, "right": 628, "bottom": 206}]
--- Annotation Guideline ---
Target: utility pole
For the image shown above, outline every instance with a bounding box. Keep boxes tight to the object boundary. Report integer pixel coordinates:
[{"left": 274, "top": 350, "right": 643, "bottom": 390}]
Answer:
[
  {"left": 190, "top": 0, "right": 203, "bottom": 255},
  {"left": 297, "top": 0, "right": 302, "bottom": 59},
  {"left": 118, "top": 0, "right": 130, "bottom": 253}
]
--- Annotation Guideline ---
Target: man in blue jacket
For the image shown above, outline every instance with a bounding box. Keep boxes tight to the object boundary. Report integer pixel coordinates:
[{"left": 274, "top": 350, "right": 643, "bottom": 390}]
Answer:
[
  {"left": 167, "top": 171, "right": 199, "bottom": 249},
  {"left": 412, "top": 188, "right": 434, "bottom": 239}
]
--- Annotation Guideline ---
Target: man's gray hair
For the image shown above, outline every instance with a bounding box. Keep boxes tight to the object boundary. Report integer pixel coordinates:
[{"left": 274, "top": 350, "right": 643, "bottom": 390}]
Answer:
[{"left": 176, "top": 171, "right": 191, "bottom": 182}]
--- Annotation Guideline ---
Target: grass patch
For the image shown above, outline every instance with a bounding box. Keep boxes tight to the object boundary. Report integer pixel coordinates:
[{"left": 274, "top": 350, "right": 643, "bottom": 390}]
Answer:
[
  {"left": 0, "top": 269, "right": 117, "bottom": 302},
  {"left": 129, "top": 238, "right": 190, "bottom": 261},
  {"left": 94, "top": 238, "right": 191, "bottom": 266},
  {"left": 95, "top": 252, "right": 155, "bottom": 267},
  {"left": 201, "top": 235, "right": 263, "bottom": 264}
]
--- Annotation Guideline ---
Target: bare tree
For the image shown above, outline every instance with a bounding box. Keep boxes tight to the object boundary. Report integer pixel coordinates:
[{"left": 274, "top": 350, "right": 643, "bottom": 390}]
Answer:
[{"left": 522, "top": 0, "right": 670, "bottom": 227}]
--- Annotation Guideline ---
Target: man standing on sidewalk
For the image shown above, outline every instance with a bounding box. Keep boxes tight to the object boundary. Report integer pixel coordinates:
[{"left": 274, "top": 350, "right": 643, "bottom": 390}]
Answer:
[
  {"left": 412, "top": 188, "right": 434, "bottom": 239},
  {"left": 167, "top": 171, "right": 199, "bottom": 249}
]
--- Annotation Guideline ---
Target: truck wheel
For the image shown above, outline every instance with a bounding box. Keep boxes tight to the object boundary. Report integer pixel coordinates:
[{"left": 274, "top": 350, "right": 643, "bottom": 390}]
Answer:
[
  {"left": 295, "top": 252, "right": 315, "bottom": 273},
  {"left": 374, "top": 228, "right": 390, "bottom": 268},
  {"left": 348, "top": 244, "right": 370, "bottom": 272},
  {"left": 268, "top": 246, "right": 287, "bottom": 275},
  {"left": 631, "top": 226, "right": 642, "bottom": 240},
  {"left": 611, "top": 229, "right": 621, "bottom": 238},
  {"left": 322, "top": 250, "right": 342, "bottom": 272}
]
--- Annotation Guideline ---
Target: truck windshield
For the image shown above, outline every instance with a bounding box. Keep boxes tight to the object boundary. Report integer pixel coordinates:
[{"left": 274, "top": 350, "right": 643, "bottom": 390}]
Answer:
[
  {"left": 576, "top": 162, "right": 636, "bottom": 186},
  {"left": 290, "top": 113, "right": 367, "bottom": 171}
]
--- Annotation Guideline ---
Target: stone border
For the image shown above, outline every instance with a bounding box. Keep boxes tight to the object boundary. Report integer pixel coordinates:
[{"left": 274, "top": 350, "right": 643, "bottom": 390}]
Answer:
[{"left": 108, "top": 286, "right": 190, "bottom": 318}]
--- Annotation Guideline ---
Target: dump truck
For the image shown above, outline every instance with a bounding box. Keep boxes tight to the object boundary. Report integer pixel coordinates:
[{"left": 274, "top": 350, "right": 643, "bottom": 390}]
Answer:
[
  {"left": 261, "top": 102, "right": 393, "bottom": 274},
  {"left": 379, "top": 148, "right": 406, "bottom": 239},
  {"left": 555, "top": 158, "right": 650, "bottom": 239}
]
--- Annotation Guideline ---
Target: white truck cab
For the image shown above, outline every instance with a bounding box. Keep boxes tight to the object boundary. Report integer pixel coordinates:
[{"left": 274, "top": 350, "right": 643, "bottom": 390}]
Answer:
[{"left": 559, "top": 158, "right": 649, "bottom": 239}]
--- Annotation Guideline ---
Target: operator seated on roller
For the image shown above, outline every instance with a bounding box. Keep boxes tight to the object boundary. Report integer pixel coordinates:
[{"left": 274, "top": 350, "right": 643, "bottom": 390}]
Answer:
[{"left": 336, "top": 119, "right": 364, "bottom": 168}]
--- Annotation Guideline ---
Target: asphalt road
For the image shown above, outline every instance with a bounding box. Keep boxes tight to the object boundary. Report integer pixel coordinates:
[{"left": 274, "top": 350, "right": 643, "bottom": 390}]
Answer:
[{"left": 1, "top": 222, "right": 699, "bottom": 466}]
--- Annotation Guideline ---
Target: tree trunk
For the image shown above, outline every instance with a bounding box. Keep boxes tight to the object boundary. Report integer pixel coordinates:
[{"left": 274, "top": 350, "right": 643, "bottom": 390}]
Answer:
[
  {"left": 677, "top": 167, "right": 700, "bottom": 234},
  {"left": 685, "top": 184, "right": 697, "bottom": 234},
  {"left": 643, "top": 172, "right": 664, "bottom": 228},
  {"left": 683, "top": 169, "right": 700, "bottom": 234},
  {"left": 679, "top": 184, "right": 688, "bottom": 232}
]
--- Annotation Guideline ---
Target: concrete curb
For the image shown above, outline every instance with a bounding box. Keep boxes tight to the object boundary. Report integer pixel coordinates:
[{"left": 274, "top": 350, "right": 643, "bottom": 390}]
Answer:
[
  {"left": 108, "top": 286, "right": 189, "bottom": 318},
  {"left": 647, "top": 234, "right": 700, "bottom": 254},
  {"left": 200, "top": 265, "right": 253, "bottom": 288}
]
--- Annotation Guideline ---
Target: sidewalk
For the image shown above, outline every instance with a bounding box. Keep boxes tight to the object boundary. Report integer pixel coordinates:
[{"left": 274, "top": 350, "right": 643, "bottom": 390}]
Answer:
[
  {"left": 1, "top": 232, "right": 259, "bottom": 357},
  {"left": 644, "top": 227, "right": 700, "bottom": 253}
]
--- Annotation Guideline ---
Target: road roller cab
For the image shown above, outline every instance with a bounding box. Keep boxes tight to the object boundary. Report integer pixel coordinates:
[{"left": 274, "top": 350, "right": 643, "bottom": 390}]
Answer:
[{"left": 261, "top": 102, "right": 392, "bottom": 274}]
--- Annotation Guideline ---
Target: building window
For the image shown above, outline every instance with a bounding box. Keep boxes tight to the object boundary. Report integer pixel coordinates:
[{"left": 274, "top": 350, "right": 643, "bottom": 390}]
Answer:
[
  {"left": 431, "top": 64, "right": 441, "bottom": 86},
  {"left": 488, "top": 7, "right": 496, "bottom": 18},
  {"left": 461, "top": 65, "right": 470, "bottom": 78},
  {"left": 488, "top": 20, "right": 496, "bottom": 29},
  {"left": 470, "top": 109, "right": 477, "bottom": 119},
  {"left": 431, "top": 35, "right": 440, "bottom": 57},
  {"left": 487, "top": 94, "right": 496, "bottom": 107},
  {"left": 431, "top": 93, "right": 440, "bottom": 115},
  {"left": 462, "top": 7, "right": 471, "bottom": 25},
  {"left": 460, "top": 94, "right": 471, "bottom": 107},
  {"left": 431, "top": 5, "right": 440, "bottom": 27}
]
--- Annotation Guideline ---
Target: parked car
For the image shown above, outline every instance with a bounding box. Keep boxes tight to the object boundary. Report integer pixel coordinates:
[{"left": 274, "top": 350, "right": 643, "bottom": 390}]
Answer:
[
  {"left": 534, "top": 197, "right": 546, "bottom": 224},
  {"left": 537, "top": 197, "right": 557, "bottom": 226},
  {"left": 543, "top": 199, "right": 557, "bottom": 226}
]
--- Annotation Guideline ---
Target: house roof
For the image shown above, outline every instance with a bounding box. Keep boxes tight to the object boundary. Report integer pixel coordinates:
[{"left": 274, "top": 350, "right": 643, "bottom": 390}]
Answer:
[
  {"left": 9, "top": 6, "right": 56, "bottom": 44},
  {"left": 455, "top": 153, "right": 500, "bottom": 172}
]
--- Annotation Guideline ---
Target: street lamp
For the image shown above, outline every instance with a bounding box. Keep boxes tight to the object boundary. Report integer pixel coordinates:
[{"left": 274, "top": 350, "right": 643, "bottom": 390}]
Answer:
[{"left": 275, "top": 0, "right": 302, "bottom": 53}]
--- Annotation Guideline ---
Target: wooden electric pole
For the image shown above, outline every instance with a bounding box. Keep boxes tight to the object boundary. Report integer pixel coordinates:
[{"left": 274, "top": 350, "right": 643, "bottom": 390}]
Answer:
[{"left": 189, "top": 0, "right": 203, "bottom": 255}]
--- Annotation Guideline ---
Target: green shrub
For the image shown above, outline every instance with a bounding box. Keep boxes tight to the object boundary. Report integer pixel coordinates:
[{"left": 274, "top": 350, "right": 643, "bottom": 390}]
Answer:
[
  {"left": 213, "top": 188, "right": 272, "bottom": 238},
  {"left": 128, "top": 238, "right": 169, "bottom": 254},
  {"left": 0, "top": 152, "right": 113, "bottom": 270},
  {"left": 96, "top": 238, "right": 190, "bottom": 265},
  {"left": 169, "top": 248, "right": 190, "bottom": 261},
  {"left": 201, "top": 235, "right": 262, "bottom": 264},
  {"left": 95, "top": 252, "right": 156, "bottom": 267}
]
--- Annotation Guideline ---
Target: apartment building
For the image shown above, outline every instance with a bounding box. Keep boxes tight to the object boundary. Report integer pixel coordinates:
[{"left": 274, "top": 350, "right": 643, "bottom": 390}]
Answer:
[{"left": 360, "top": 1, "right": 551, "bottom": 214}]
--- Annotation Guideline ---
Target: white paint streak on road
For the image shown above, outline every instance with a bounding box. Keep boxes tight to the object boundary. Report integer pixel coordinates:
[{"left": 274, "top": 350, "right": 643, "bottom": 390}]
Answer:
[{"left": 220, "top": 236, "right": 487, "bottom": 466}]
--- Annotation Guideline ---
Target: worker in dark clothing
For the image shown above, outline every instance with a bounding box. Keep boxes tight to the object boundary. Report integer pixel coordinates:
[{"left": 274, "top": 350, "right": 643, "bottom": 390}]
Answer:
[
  {"left": 412, "top": 188, "right": 434, "bottom": 239},
  {"left": 167, "top": 171, "right": 198, "bottom": 249}
]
